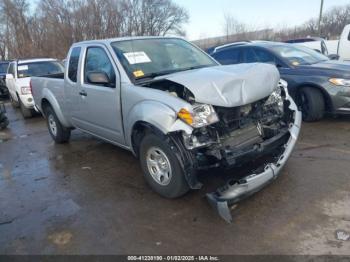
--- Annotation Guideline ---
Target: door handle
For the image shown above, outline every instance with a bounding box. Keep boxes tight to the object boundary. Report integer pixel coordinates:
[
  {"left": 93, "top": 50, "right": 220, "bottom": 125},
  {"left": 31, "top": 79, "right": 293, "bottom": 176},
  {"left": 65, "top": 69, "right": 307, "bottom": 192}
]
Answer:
[{"left": 79, "top": 90, "right": 87, "bottom": 96}]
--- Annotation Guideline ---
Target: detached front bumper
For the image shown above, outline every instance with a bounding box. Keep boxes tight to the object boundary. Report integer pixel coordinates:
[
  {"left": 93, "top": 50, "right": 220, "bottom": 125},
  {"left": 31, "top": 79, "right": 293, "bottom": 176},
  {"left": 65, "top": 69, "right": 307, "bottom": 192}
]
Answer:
[{"left": 206, "top": 98, "right": 302, "bottom": 223}]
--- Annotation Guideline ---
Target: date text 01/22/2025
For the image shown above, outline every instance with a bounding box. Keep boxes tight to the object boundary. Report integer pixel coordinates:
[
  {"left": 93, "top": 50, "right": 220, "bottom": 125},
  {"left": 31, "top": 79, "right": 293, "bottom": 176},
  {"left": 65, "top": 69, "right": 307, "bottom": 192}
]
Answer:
[{"left": 127, "top": 256, "right": 220, "bottom": 261}]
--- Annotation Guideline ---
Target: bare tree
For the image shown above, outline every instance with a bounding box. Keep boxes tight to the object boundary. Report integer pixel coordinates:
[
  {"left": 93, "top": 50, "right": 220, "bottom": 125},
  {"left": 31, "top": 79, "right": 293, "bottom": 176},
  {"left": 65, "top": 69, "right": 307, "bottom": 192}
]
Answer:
[
  {"left": 222, "top": 12, "right": 247, "bottom": 41},
  {"left": 0, "top": 0, "right": 189, "bottom": 59},
  {"left": 0, "top": 0, "right": 33, "bottom": 58}
]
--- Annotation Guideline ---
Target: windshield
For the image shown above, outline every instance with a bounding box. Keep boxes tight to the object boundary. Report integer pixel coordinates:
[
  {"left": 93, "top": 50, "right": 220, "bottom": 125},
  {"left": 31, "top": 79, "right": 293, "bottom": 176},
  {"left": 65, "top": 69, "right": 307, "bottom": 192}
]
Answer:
[
  {"left": 0, "top": 63, "right": 9, "bottom": 74},
  {"left": 17, "top": 61, "right": 64, "bottom": 78},
  {"left": 270, "top": 45, "right": 329, "bottom": 66},
  {"left": 111, "top": 38, "right": 217, "bottom": 81}
]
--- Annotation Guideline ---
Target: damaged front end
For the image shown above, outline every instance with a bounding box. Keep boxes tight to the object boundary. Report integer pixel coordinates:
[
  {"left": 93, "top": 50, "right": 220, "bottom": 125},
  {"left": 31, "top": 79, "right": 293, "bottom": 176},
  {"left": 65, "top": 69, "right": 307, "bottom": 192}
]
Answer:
[
  {"left": 140, "top": 64, "right": 301, "bottom": 222},
  {"left": 178, "top": 80, "right": 301, "bottom": 222}
]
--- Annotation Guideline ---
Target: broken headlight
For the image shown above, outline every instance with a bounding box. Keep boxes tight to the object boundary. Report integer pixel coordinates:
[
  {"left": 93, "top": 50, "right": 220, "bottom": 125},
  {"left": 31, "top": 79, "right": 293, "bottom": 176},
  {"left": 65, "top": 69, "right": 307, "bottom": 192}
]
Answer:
[
  {"left": 178, "top": 104, "right": 219, "bottom": 128},
  {"left": 265, "top": 86, "right": 284, "bottom": 112}
]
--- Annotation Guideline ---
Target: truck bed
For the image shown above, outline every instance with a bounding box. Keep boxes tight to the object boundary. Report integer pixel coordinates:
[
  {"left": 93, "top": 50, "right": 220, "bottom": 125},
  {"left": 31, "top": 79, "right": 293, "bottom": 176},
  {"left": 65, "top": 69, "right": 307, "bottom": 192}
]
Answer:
[{"left": 31, "top": 75, "right": 65, "bottom": 115}]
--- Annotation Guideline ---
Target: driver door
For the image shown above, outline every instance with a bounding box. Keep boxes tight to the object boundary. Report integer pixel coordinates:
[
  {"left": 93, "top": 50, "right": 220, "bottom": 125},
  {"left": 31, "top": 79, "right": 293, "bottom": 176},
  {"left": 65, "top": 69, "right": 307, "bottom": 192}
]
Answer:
[{"left": 76, "top": 45, "right": 124, "bottom": 145}]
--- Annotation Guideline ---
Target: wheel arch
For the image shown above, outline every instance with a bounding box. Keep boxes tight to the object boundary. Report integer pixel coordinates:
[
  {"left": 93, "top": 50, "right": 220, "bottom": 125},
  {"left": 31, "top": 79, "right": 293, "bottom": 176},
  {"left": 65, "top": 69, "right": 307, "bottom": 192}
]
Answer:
[
  {"left": 295, "top": 83, "right": 333, "bottom": 112},
  {"left": 131, "top": 121, "right": 165, "bottom": 157},
  {"left": 125, "top": 100, "right": 193, "bottom": 153},
  {"left": 41, "top": 98, "right": 51, "bottom": 116},
  {"left": 131, "top": 121, "right": 201, "bottom": 190},
  {"left": 39, "top": 91, "right": 71, "bottom": 128}
]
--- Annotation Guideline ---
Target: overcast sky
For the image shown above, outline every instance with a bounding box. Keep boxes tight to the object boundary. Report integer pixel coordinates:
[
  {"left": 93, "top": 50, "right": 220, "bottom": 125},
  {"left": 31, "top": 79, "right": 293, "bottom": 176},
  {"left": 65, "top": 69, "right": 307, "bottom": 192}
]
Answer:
[{"left": 176, "top": 0, "right": 350, "bottom": 40}]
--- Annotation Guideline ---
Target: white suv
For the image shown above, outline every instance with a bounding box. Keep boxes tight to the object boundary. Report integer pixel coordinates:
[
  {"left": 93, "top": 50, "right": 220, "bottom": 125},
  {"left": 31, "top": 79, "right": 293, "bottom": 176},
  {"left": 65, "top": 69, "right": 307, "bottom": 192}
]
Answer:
[{"left": 6, "top": 58, "right": 64, "bottom": 118}]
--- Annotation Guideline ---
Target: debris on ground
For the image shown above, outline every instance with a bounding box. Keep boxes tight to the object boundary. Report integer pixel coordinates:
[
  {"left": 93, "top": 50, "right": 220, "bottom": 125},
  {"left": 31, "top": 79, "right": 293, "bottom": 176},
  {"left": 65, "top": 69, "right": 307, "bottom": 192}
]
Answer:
[{"left": 335, "top": 230, "right": 350, "bottom": 241}]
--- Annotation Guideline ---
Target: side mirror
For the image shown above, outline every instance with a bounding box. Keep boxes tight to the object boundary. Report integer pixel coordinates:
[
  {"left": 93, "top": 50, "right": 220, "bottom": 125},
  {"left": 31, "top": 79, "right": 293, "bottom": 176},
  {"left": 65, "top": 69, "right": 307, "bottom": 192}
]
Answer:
[
  {"left": 6, "top": 74, "right": 14, "bottom": 80},
  {"left": 86, "top": 71, "right": 112, "bottom": 86}
]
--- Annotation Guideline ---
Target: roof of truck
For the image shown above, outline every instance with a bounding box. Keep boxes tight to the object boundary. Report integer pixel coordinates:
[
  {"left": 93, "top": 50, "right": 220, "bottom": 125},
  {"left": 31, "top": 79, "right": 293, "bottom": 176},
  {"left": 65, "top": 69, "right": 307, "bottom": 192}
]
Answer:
[
  {"left": 73, "top": 36, "right": 183, "bottom": 46},
  {"left": 17, "top": 58, "right": 57, "bottom": 64}
]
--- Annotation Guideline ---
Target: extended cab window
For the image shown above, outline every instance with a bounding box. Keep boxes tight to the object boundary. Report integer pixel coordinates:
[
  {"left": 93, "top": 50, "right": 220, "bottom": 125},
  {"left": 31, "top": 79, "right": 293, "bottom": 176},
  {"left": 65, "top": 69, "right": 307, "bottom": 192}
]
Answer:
[
  {"left": 84, "top": 47, "right": 115, "bottom": 86},
  {"left": 68, "top": 47, "right": 81, "bottom": 82},
  {"left": 213, "top": 48, "right": 241, "bottom": 65}
]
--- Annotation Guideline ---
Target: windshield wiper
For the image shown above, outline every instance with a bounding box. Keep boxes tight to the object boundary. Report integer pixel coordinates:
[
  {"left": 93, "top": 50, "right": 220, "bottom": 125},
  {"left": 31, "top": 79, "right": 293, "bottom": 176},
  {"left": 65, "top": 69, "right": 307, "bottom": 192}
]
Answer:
[
  {"left": 176, "top": 64, "right": 213, "bottom": 73},
  {"left": 135, "top": 65, "right": 212, "bottom": 82},
  {"left": 135, "top": 69, "right": 181, "bottom": 81}
]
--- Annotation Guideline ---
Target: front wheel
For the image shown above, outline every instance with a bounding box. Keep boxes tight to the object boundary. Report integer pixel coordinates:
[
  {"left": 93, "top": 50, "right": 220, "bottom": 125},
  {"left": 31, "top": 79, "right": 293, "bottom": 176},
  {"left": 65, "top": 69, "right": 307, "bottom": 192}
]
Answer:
[
  {"left": 139, "top": 133, "right": 190, "bottom": 198},
  {"left": 44, "top": 106, "right": 71, "bottom": 143},
  {"left": 298, "top": 87, "right": 325, "bottom": 122}
]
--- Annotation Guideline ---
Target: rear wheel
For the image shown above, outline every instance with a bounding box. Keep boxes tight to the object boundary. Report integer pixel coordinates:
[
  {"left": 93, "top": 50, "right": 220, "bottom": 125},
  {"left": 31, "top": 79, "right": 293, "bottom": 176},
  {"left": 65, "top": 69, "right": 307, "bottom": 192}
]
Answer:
[
  {"left": 139, "top": 133, "right": 189, "bottom": 198},
  {"left": 298, "top": 87, "right": 325, "bottom": 122},
  {"left": 44, "top": 106, "right": 71, "bottom": 143},
  {"left": 0, "top": 112, "right": 9, "bottom": 130},
  {"left": 10, "top": 93, "right": 19, "bottom": 108}
]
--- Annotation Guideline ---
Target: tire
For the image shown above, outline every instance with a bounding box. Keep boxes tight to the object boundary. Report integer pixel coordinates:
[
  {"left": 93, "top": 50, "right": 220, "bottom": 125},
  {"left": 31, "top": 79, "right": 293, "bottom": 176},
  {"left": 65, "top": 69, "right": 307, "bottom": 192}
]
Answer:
[
  {"left": 298, "top": 87, "right": 325, "bottom": 122},
  {"left": 44, "top": 106, "right": 71, "bottom": 143},
  {"left": 139, "top": 133, "right": 190, "bottom": 199},
  {"left": 0, "top": 112, "right": 9, "bottom": 129},
  {"left": 19, "top": 97, "right": 33, "bottom": 119},
  {"left": 10, "top": 93, "right": 19, "bottom": 108},
  {"left": 0, "top": 86, "right": 8, "bottom": 99}
]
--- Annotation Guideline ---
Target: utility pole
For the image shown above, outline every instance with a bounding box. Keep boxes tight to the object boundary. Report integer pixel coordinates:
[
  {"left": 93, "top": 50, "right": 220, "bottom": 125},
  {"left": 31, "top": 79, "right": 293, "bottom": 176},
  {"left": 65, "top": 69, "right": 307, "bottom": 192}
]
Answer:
[{"left": 318, "top": 0, "right": 324, "bottom": 36}]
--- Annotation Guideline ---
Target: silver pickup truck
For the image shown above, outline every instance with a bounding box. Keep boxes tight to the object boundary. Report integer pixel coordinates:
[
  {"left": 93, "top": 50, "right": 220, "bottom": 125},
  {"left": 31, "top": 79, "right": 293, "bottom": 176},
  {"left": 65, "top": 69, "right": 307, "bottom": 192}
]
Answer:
[{"left": 31, "top": 37, "right": 301, "bottom": 222}]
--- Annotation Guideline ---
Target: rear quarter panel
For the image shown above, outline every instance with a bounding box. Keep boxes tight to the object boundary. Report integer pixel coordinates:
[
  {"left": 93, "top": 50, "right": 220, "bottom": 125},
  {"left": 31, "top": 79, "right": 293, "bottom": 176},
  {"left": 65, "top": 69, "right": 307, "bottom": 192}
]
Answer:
[{"left": 31, "top": 77, "right": 72, "bottom": 127}]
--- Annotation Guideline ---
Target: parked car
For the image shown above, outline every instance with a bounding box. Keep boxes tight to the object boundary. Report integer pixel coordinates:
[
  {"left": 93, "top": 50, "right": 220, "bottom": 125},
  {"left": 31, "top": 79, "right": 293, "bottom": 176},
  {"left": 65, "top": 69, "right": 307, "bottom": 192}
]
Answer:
[
  {"left": 285, "top": 37, "right": 329, "bottom": 56},
  {"left": 6, "top": 58, "right": 64, "bottom": 118},
  {"left": 31, "top": 37, "right": 301, "bottom": 222},
  {"left": 210, "top": 41, "right": 350, "bottom": 121},
  {"left": 0, "top": 60, "right": 12, "bottom": 98}
]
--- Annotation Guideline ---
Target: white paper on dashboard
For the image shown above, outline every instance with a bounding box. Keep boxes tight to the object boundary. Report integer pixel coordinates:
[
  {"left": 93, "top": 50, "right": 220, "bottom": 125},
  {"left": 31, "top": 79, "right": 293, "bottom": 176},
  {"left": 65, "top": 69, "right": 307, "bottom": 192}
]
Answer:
[
  {"left": 18, "top": 65, "right": 28, "bottom": 71},
  {"left": 123, "top": 52, "right": 152, "bottom": 65}
]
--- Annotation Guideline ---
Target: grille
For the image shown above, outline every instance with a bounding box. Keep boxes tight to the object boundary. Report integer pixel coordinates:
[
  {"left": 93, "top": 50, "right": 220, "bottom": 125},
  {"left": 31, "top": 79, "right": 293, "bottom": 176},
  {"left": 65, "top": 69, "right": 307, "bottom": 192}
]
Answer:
[{"left": 213, "top": 103, "right": 260, "bottom": 135}]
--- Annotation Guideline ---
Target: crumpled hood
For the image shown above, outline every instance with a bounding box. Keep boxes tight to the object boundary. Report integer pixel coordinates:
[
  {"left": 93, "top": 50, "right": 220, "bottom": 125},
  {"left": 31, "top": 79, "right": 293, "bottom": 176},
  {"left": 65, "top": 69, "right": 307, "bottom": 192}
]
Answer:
[{"left": 161, "top": 63, "right": 280, "bottom": 107}]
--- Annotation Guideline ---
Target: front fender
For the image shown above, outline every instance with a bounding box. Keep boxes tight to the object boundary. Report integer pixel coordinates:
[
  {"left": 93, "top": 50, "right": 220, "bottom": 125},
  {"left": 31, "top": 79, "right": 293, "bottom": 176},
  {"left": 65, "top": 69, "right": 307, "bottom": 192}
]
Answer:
[
  {"left": 125, "top": 100, "right": 193, "bottom": 150},
  {"left": 41, "top": 88, "right": 71, "bottom": 128}
]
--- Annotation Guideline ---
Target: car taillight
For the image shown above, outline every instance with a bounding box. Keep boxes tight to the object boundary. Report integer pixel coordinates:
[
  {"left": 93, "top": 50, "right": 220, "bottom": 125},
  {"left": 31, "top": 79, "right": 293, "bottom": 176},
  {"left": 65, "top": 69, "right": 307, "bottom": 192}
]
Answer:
[{"left": 21, "top": 86, "right": 31, "bottom": 95}]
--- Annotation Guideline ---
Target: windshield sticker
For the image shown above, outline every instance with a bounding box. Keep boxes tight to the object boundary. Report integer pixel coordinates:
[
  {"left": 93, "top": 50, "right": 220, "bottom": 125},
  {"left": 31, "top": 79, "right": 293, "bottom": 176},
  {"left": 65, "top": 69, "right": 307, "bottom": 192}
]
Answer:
[
  {"left": 124, "top": 52, "right": 151, "bottom": 65},
  {"left": 133, "top": 70, "right": 145, "bottom": 78},
  {"left": 18, "top": 65, "right": 28, "bottom": 71}
]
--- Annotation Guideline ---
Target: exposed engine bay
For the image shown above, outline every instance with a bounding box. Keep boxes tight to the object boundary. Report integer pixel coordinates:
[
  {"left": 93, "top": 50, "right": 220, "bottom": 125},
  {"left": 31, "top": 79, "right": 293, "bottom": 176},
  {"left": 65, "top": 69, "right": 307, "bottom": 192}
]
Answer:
[{"left": 142, "top": 79, "right": 196, "bottom": 102}]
